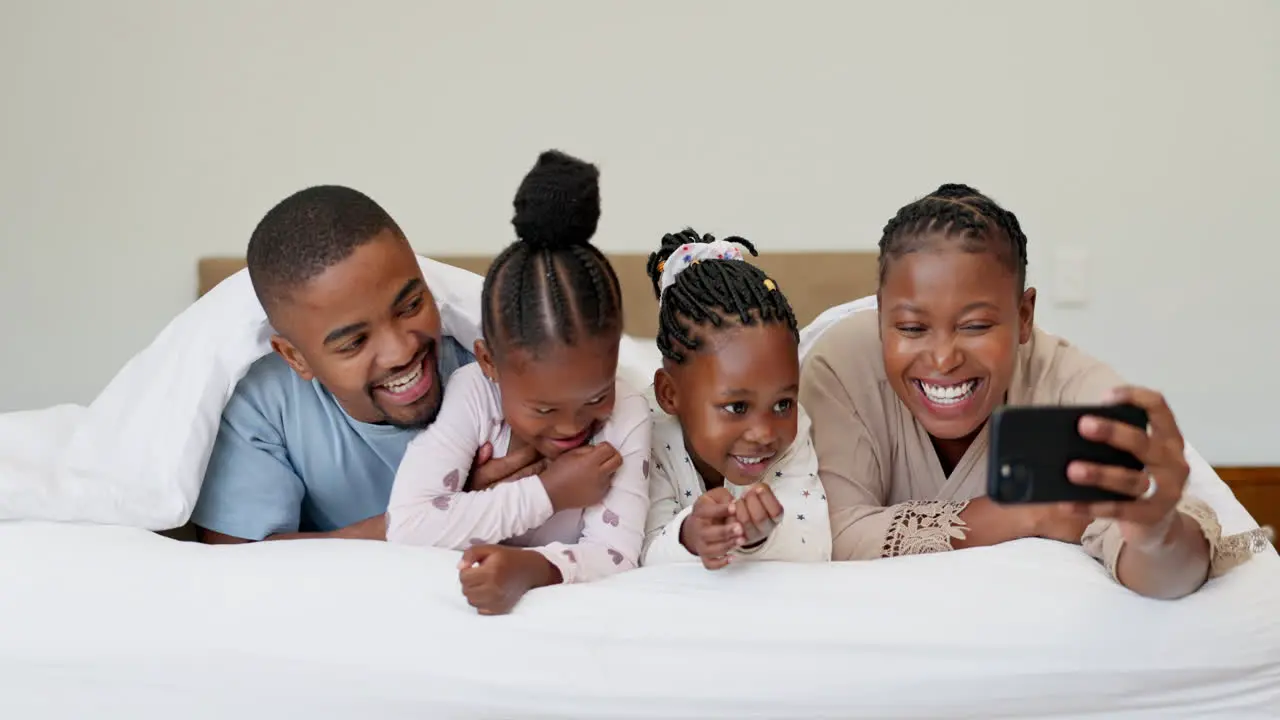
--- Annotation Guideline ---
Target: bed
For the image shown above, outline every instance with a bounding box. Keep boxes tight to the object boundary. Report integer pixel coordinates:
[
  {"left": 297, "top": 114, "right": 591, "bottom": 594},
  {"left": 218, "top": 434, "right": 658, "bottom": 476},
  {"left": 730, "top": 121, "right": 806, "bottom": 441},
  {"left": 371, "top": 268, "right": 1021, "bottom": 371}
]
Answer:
[{"left": 0, "top": 251, "right": 1277, "bottom": 719}]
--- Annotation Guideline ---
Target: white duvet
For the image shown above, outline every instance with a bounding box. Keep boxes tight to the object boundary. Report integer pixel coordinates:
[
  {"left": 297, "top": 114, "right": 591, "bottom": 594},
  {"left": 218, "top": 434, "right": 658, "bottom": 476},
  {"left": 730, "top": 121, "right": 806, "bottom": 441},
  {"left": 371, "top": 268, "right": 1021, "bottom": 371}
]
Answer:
[
  {"left": 0, "top": 269, "right": 1277, "bottom": 718},
  {"left": 1, "top": 521, "right": 1276, "bottom": 719}
]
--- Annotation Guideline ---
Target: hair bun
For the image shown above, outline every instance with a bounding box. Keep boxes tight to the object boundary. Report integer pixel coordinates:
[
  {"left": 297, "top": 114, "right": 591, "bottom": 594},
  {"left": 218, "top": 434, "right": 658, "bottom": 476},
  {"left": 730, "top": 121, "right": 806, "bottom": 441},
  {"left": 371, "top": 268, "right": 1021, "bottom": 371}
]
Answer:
[
  {"left": 511, "top": 150, "right": 601, "bottom": 250},
  {"left": 931, "top": 183, "right": 981, "bottom": 199}
]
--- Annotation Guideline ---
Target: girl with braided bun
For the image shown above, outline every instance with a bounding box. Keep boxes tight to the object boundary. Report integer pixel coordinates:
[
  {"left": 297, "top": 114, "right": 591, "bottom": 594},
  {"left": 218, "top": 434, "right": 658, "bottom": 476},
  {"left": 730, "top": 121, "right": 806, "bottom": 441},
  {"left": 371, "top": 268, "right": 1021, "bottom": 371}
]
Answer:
[
  {"left": 800, "top": 183, "right": 1267, "bottom": 598},
  {"left": 386, "top": 150, "right": 651, "bottom": 614},
  {"left": 640, "top": 229, "right": 831, "bottom": 569}
]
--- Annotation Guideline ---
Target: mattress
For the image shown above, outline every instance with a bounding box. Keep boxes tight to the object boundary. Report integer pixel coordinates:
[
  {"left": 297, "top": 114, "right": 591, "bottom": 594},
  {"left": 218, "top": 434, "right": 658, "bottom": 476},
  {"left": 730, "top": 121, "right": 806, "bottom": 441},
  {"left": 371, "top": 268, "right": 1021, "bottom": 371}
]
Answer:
[{"left": 1, "top": 521, "right": 1277, "bottom": 719}]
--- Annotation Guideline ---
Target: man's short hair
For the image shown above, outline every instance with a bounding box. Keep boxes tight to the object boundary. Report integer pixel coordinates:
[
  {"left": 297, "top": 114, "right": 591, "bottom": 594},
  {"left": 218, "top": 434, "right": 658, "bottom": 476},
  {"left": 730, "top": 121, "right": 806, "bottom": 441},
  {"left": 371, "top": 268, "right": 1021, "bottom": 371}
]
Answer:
[{"left": 246, "top": 185, "right": 404, "bottom": 314}]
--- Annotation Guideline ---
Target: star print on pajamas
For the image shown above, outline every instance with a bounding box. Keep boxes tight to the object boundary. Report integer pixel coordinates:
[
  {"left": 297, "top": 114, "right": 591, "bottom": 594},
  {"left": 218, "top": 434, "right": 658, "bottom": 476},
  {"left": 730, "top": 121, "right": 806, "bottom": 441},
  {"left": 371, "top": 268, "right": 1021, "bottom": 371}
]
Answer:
[{"left": 640, "top": 408, "right": 831, "bottom": 565}]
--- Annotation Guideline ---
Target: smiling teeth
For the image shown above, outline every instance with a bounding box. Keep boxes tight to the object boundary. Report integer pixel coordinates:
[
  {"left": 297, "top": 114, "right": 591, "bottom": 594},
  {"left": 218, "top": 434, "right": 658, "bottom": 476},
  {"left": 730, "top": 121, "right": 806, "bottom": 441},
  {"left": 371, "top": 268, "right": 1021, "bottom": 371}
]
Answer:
[
  {"left": 381, "top": 363, "right": 423, "bottom": 393},
  {"left": 734, "top": 454, "right": 774, "bottom": 465},
  {"left": 920, "top": 380, "right": 976, "bottom": 405}
]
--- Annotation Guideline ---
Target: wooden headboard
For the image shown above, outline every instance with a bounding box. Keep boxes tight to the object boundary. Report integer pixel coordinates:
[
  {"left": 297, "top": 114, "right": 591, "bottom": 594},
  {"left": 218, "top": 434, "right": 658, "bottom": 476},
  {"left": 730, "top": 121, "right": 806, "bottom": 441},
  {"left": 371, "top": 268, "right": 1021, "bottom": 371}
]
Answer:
[{"left": 198, "top": 252, "right": 879, "bottom": 338}]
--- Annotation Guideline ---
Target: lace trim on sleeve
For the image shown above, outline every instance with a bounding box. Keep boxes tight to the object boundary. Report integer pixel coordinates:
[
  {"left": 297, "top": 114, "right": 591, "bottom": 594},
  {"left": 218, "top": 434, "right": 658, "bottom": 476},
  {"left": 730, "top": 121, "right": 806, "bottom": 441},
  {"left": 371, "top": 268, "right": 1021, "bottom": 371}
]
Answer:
[
  {"left": 882, "top": 500, "right": 970, "bottom": 557},
  {"left": 1175, "top": 497, "right": 1274, "bottom": 579}
]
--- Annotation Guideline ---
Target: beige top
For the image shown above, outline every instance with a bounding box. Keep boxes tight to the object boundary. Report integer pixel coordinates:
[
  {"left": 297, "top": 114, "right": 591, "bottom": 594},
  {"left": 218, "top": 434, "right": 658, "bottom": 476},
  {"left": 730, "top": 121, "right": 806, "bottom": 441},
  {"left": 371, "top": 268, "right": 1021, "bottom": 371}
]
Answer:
[{"left": 799, "top": 309, "right": 1259, "bottom": 579}]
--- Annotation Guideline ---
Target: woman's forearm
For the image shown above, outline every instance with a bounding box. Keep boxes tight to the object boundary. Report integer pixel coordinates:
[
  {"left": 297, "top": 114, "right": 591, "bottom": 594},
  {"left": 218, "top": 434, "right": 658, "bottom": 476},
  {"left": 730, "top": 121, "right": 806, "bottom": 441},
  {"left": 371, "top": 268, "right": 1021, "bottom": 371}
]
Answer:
[
  {"left": 951, "top": 497, "right": 1037, "bottom": 549},
  {"left": 956, "top": 498, "right": 1213, "bottom": 598},
  {"left": 1114, "top": 512, "right": 1210, "bottom": 599}
]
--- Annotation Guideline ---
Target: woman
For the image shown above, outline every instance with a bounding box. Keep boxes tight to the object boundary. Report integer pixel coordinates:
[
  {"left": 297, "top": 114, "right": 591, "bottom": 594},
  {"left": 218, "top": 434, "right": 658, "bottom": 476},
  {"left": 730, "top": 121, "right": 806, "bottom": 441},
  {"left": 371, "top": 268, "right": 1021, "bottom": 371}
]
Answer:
[{"left": 799, "top": 183, "right": 1265, "bottom": 599}]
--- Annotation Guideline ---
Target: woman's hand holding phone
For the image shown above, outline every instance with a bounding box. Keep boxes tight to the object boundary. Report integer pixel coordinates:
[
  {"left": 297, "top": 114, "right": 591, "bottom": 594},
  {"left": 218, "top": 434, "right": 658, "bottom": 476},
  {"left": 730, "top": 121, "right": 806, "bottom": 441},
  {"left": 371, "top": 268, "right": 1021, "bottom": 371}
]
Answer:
[{"left": 1068, "top": 386, "right": 1189, "bottom": 547}]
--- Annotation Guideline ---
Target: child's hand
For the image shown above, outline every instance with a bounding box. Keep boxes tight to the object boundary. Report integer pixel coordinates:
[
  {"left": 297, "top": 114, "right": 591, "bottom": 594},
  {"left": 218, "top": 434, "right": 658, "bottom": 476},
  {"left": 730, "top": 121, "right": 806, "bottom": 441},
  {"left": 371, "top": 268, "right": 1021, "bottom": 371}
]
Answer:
[
  {"left": 679, "top": 487, "right": 743, "bottom": 570},
  {"left": 457, "top": 545, "right": 561, "bottom": 615},
  {"left": 730, "top": 483, "right": 785, "bottom": 547},
  {"left": 539, "top": 442, "right": 623, "bottom": 512},
  {"left": 467, "top": 442, "right": 547, "bottom": 492}
]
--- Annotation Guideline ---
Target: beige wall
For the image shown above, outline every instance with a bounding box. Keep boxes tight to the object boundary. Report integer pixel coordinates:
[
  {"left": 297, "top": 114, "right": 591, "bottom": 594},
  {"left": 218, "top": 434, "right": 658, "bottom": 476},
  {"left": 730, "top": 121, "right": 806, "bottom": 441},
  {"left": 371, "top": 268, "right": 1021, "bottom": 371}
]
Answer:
[{"left": 0, "top": 0, "right": 1277, "bottom": 463}]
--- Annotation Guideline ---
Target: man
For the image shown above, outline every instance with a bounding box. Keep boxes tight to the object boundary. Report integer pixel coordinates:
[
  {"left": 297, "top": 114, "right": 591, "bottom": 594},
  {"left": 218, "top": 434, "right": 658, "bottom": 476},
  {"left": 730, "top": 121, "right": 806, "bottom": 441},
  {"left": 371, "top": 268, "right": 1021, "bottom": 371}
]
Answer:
[{"left": 192, "top": 185, "right": 541, "bottom": 543}]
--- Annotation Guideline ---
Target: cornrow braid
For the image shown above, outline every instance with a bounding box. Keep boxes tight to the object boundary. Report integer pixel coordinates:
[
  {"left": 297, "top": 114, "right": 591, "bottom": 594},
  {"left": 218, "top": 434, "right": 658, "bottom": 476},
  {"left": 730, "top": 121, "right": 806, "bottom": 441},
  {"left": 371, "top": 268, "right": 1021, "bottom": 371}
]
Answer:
[
  {"left": 481, "top": 150, "right": 624, "bottom": 358},
  {"left": 878, "top": 183, "right": 1029, "bottom": 289},
  {"left": 645, "top": 228, "right": 798, "bottom": 364}
]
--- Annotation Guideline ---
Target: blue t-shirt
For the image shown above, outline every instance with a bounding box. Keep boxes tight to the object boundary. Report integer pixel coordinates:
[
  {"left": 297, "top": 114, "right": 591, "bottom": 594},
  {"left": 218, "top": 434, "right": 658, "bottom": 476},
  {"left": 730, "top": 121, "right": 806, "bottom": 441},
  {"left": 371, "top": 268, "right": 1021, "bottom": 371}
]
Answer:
[{"left": 191, "top": 336, "right": 475, "bottom": 540}]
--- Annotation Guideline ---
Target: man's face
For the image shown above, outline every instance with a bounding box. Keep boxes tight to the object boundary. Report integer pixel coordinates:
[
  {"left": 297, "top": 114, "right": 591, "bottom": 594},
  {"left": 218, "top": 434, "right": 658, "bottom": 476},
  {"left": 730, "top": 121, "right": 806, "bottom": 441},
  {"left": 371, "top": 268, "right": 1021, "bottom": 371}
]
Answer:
[{"left": 269, "top": 231, "right": 446, "bottom": 429}]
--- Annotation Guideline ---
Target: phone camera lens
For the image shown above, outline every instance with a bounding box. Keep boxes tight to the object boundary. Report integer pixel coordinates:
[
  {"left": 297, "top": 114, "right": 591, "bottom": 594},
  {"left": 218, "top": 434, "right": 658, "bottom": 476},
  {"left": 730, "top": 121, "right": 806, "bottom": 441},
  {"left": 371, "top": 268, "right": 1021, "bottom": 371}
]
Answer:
[{"left": 998, "top": 463, "right": 1032, "bottom": 502}]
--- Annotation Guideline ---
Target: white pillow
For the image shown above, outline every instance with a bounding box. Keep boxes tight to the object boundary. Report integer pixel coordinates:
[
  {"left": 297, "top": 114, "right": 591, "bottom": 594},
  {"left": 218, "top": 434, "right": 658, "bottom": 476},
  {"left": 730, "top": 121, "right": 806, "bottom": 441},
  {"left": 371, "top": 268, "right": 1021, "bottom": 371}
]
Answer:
[
  {"left": 616, "top": 334, "right": 662, "bottom": 393},
  {"left": 1, "top": 257, "right": 666, "bottom": 530},
  {"left": 798, "top": 294, "right": 879, "bottom": 360},
  {"left": 38, "top": 258, "right": 484, "bottom": 531}
]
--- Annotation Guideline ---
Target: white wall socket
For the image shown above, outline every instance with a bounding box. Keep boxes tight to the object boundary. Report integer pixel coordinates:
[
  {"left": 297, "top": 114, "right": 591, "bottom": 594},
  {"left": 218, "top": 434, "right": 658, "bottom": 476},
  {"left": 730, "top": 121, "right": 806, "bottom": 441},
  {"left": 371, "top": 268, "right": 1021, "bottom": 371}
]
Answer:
[{"left": 1051, "top": 246, "right": 1091, "bottom": 308}]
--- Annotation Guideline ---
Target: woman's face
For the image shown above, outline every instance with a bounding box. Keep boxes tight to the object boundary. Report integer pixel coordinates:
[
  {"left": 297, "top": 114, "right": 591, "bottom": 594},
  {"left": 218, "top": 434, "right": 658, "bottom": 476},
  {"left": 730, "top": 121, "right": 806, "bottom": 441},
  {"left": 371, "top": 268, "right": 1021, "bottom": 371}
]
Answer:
[{"left": 878, "top": 241, "right": 1035, "bottom": 448}]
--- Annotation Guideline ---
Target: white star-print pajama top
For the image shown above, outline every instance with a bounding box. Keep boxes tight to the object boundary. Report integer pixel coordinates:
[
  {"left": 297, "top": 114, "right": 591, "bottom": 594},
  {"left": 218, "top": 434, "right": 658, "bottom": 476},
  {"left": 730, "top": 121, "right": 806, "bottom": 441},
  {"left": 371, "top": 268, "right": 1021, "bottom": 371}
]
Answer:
[
  {"left": 641, "top": 403, "right": 832, "bottom": 566},
  {"left": 386, "top": 363, "right": 652, "bottom": 584}
]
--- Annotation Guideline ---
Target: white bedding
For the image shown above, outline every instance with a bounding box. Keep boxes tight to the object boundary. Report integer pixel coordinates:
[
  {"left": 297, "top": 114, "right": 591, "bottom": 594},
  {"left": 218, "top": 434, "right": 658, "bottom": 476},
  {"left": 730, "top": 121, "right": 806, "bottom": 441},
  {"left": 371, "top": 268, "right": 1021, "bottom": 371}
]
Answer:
[{"left": 0, "top": 520, "right": 1277, "bottom": 719}]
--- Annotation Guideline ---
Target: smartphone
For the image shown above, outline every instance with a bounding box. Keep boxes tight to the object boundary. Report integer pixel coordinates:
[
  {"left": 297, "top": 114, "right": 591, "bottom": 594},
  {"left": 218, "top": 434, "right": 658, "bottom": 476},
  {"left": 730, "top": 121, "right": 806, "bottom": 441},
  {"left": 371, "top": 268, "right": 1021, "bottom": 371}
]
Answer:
[{"left": 986, "top": 403, "right": 1149, "bottom": 504}]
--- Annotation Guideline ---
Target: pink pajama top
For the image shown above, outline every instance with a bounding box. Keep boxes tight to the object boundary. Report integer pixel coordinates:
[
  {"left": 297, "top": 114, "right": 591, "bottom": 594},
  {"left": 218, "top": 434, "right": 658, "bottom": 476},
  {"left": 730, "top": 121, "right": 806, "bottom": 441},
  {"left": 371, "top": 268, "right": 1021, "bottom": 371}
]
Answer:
[{"left": 385, "top": 363, "right": 652, "bottom": 584}]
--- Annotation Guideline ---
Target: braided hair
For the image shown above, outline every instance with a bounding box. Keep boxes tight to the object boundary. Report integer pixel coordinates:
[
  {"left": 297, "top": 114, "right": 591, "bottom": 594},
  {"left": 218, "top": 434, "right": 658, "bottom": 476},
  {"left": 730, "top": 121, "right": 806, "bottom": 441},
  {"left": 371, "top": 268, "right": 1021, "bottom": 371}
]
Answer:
[
  {"left": 645, "top": 228, "right": 798, "bottom": 364},
  {"left": 878, "top": 183, "right": 1029, "bottom": 290},
  {"left": 481, "top": 150, "right": 624, "bottom": 359}
]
